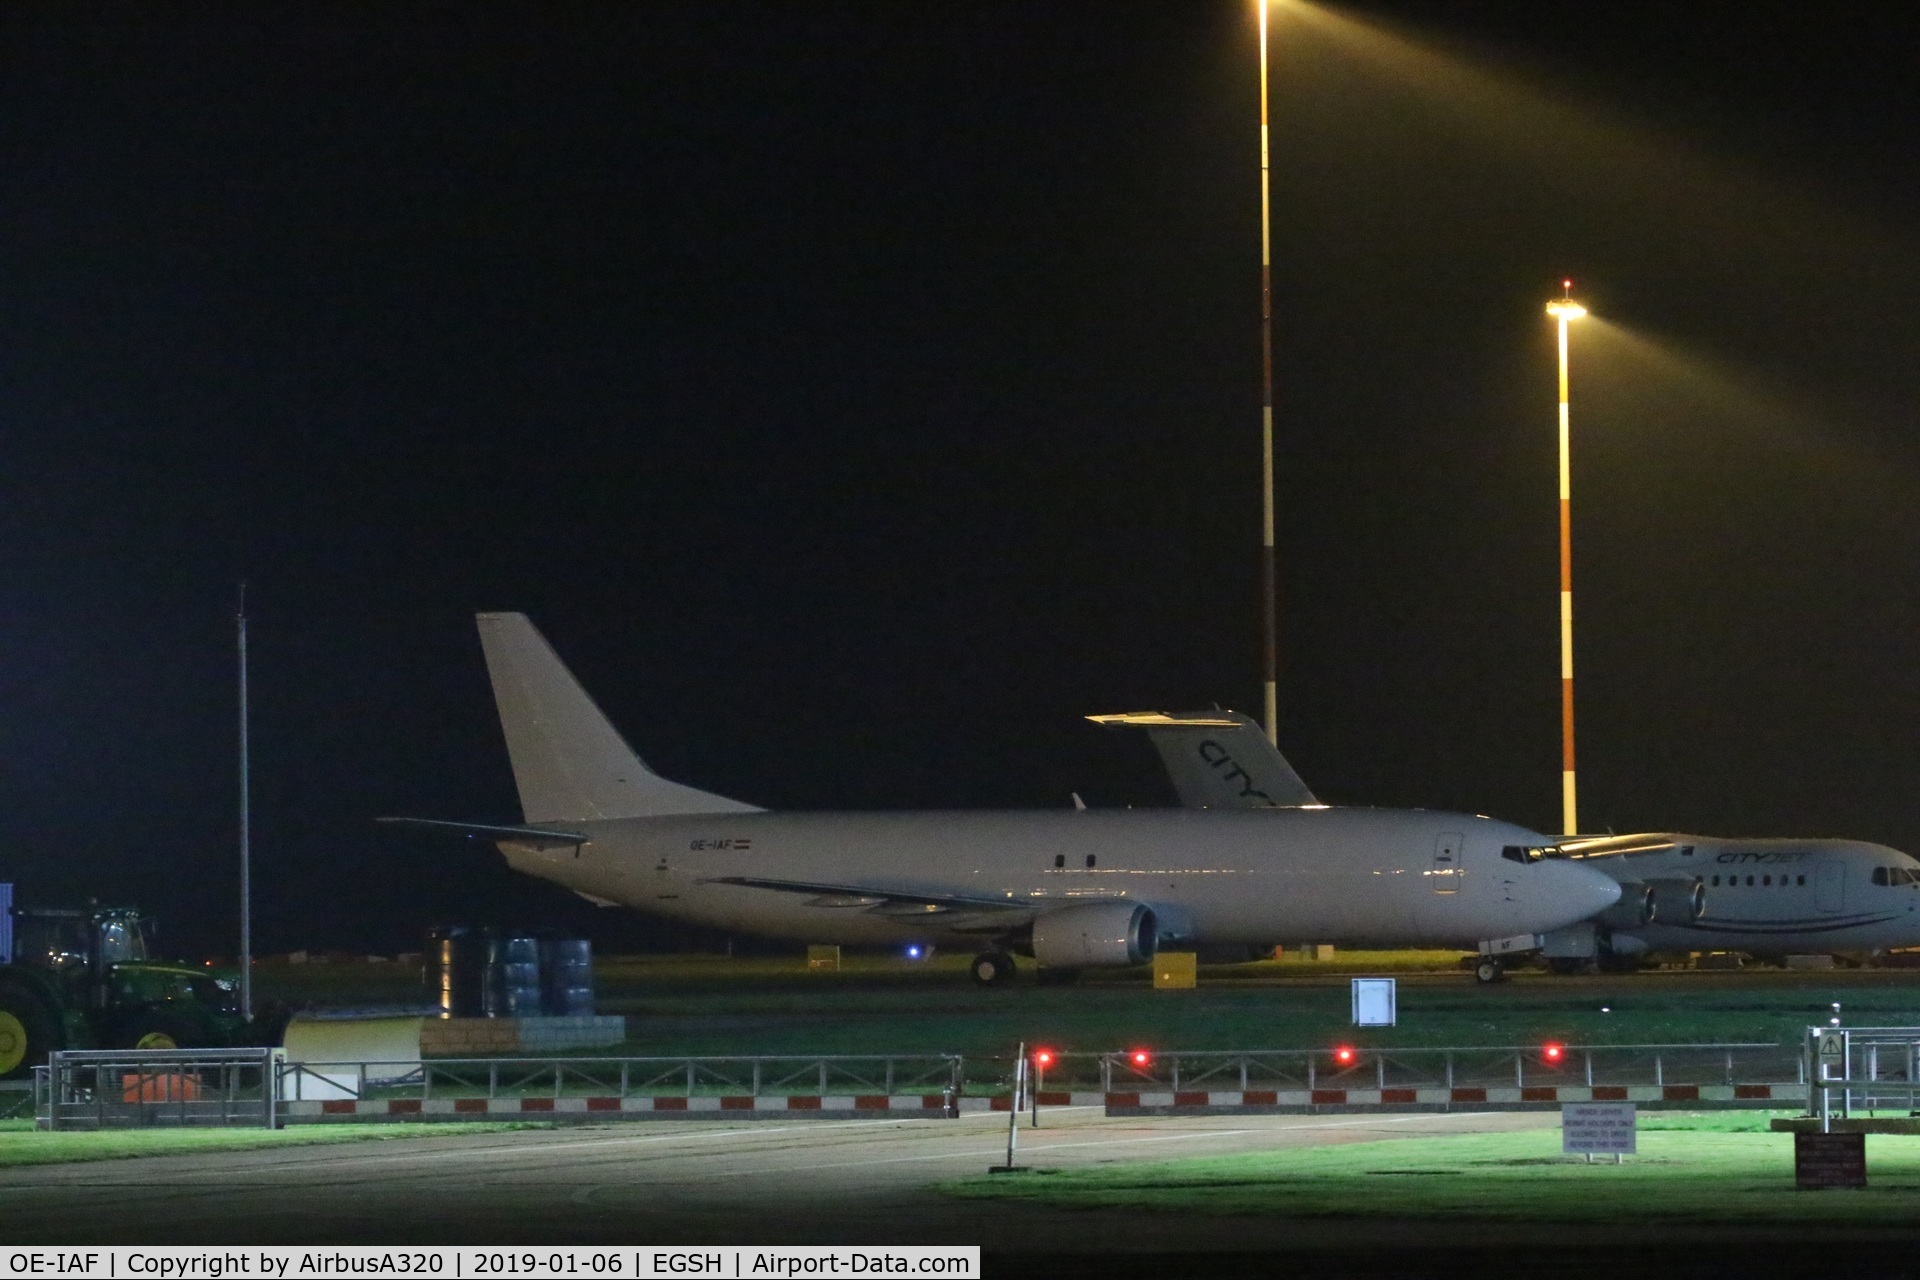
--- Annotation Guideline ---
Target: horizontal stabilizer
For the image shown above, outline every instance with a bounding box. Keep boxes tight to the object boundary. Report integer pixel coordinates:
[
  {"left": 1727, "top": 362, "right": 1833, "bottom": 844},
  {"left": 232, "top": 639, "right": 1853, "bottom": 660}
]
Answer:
[{"left": 376, "top": 816, "right": 589, "bottom": 851}]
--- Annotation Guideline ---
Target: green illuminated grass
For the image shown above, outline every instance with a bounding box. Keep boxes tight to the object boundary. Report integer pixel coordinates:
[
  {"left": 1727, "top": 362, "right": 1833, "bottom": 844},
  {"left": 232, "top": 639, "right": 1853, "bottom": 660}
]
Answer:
[
  {"left": 253, "top": 952, "right": 1920, "bottom": 1078},
  {"left": 943, "top": 1116, "right": 1920, "bottom": 1224},
  {"left": 590, "top": 956, "right": 1920, "bottom": 1064},
  {"left": 0, "top": 1119, "right": 538, "bottom": 1169}
]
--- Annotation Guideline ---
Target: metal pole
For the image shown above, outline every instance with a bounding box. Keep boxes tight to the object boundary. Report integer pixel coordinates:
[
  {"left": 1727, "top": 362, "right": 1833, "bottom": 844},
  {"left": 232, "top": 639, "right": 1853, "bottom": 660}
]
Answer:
[
  {"left": 1004, "top": 1043, "right": 1025, "bottom": 1169},
  {"left": 237, "top": 584, "right": 253, "bottom": 1021},
  {"left": 1257, "top": 0, "right": 1279, "bottom": 745}
]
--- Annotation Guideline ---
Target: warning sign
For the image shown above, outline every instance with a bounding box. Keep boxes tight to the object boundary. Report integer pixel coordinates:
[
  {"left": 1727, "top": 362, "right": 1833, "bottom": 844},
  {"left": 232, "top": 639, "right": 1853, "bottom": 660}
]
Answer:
[
  {"left": 1817, "top": 1030, "right": 1846, "bottom": 1065},
  {"left": 1795, "top": 1131, "right": 1866, "bottom": 1189},
  {"left": 1562, "top": 1102, "right": 1636, "bottom": 1155}
]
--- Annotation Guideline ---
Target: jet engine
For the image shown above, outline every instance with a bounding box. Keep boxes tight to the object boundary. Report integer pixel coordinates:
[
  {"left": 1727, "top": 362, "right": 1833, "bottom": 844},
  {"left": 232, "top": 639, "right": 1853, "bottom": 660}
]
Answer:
[
  {"left": 1645, "top": 877, "right": 1706, "bottom": 924},
  {"left": 1595, "top": 882, "right": 1654, "bottom": 931},
  {"left": 1030, "top": 901, "right": 1158, "bottom": 968}
]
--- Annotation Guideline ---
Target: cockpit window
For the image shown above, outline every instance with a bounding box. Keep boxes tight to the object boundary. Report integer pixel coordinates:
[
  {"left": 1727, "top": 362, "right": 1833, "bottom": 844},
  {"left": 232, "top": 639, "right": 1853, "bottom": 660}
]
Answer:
[
  {"left": 1872, "top": 866, "right": 1920, "bottom": 887},
  {"left": 1501, "top": 845, "right": 1549, "bottom": 864}
]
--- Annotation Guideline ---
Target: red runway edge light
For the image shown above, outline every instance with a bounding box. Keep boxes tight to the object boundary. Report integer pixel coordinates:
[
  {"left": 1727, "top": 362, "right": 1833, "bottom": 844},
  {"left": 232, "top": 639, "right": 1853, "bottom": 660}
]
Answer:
[
  {"left": 1542, "top": 1041, "right": 1566, "bottom": 1065},
  {"left": 1032, "top": 1048, "right": 1056, "bottom": 1069},
  {"left": 1128, "top": 1049, "right": 1152, "bottom": 1069},
  {"left": 1332, "top": 1044, "right": 1357, "bottom": 1067}
]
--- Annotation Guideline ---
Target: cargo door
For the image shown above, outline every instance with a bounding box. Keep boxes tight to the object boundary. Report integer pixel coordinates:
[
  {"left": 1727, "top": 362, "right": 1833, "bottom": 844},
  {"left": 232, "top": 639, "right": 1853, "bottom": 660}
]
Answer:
[
  {"left": 1815, "top": 859, "right": 1846, "bottom": 913},
  {"left": 1432, "top": 832, "right": 1464, "bottom": 895}
]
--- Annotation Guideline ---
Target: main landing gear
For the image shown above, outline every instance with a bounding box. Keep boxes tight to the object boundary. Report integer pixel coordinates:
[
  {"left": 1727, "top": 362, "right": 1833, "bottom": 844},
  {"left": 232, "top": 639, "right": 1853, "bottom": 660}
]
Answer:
[{"left": 970, "top": 951, "right": 1017, "bottom": 987}]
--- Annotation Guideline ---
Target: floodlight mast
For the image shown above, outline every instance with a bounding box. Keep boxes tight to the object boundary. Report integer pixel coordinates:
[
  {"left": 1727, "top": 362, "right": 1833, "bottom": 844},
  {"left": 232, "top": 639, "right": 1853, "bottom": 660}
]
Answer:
[
  {"left": 237, "top": 582, "right": 252, "bottom": 1022},
  {"left": 1257, "top": 0, "right": 1279, "bottom": 747},
  {"left": 1545, "top": 284, "right": 1587, "bottom": 836}
]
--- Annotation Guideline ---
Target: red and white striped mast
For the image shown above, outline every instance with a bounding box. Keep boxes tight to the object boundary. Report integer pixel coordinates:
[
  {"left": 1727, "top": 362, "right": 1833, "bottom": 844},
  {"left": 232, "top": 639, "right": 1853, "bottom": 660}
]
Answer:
[{"left": 1545, "top": 282, "right": 1587, "bottom": 835}]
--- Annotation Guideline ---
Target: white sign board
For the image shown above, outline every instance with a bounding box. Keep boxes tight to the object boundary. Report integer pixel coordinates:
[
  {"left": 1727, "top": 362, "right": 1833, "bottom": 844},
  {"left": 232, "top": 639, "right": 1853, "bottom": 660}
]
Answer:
[
  {"left": 1817, "top": 1029, "right": 1846, "bottom": 1067},
  {"left": 1562, "top": 1102, "right": 1636, "bottom": 1155},
  {"left": 1351, "top": 978, "right": 1396, "bottom": 1027}
]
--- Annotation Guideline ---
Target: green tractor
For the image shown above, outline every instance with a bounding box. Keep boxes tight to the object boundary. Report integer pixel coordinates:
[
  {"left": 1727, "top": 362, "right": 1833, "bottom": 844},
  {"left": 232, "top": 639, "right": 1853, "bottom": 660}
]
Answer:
[{"left": 0, "top": 904, "right": 254, "bottom": 1079}]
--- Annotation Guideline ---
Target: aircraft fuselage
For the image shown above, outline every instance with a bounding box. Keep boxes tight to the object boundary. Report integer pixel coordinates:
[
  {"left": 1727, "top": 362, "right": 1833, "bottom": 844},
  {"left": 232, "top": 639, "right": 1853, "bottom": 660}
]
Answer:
[{"left": 498, "top": 806, "right": 1620, "bottom": 951}]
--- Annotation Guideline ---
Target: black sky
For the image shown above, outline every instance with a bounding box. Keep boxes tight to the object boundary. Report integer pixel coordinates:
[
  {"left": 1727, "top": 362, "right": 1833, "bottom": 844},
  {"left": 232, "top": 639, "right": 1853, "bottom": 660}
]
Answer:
[{"left": 3, "top": 2, "right": 1916, "bottom": 955}]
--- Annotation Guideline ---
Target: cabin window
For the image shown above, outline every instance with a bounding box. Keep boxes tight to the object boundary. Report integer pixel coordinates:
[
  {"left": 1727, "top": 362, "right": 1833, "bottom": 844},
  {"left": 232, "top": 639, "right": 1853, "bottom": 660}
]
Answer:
[
  {"left": 1679, "top": 846, "right": 1694, "bottom": 857},
  {"left": 1086, "top": 854, "right": 1097, "bottom": 868},
  {"left": 1797, "top": 874, "right": 1806, "bottom": 886},
  {"left": 1711, "top": 875, "right": 1721, "bottom": 886},
  {"left": 1746, "top": 875, "right": 1755, "bottom": 886},
  {"left": 1763, "top": 875, "right": 1772, "bottom": 886},
  {"left": 1054, "top": 854, "right": 1065, "bottom": 869}
]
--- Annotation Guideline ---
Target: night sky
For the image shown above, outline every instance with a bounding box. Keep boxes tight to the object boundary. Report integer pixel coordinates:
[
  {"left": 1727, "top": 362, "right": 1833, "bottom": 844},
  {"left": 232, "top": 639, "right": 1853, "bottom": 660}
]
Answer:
[{"left": 3, "top": 2, "right": 1916, "bottom": 956}]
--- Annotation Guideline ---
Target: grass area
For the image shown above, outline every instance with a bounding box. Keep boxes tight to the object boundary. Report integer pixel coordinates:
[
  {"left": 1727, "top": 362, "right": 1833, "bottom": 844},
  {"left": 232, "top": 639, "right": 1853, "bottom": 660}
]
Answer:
[
  {"left": 944, "top": 1113, "right": 1920, "bottom": 1224},
  {"left": 588, "top": 956, "right": 1920, "bottom": 1064},
  {"left": 250, "top": 951, "right": 1920, "bottom": 1070},
  {"left": 0, "top": 1118, "right": 539, "bottom": 1169}
]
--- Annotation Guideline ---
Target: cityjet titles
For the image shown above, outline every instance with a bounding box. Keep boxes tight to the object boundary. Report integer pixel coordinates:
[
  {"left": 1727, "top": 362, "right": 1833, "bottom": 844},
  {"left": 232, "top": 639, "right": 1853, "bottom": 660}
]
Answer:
[
  {"left": 1196, "top": 740, "right": 1274, "bottom": 806},
  {"left": 1714, "top": 850, "right": 1810, "bottom": 865}
]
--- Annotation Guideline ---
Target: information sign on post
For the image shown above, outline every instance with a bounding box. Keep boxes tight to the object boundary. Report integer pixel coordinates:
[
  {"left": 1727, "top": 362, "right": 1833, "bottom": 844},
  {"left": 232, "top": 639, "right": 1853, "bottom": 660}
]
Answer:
[
  {"left": 1351, "top": 978, "right": 1396, "bottom": 1027},
  {"left": 1795, "top": 1131, "right": 1867, "bottom": 1189},
  {"left": 1562, "top": 1102, "right": 1635, "bottom": 1162}
]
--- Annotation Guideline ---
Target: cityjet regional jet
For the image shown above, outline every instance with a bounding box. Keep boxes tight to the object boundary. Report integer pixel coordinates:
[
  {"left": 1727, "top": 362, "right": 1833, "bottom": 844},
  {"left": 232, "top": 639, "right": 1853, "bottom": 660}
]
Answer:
[
  {"left": 1547, "top": 834, "right": 1920, "bottom": 966},
  {"left": 391, "top": 614, "right": 1620, "bottom": 986},
  {"left": 1101, "top": 710, "right": 1920, "bottom": 967}
]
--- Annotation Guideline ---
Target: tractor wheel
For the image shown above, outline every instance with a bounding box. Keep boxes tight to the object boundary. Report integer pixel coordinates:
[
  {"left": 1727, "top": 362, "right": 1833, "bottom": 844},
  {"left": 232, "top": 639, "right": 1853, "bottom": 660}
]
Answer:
[
  {"left": 1473, "top": 958, "right": 1506, "bottom": 984},
  {"left": 0, "top": 985, "right": 59, "bottom": 1080},
  {"left": 115, "top": 1010, "right": 200, "bottom": 1052}
]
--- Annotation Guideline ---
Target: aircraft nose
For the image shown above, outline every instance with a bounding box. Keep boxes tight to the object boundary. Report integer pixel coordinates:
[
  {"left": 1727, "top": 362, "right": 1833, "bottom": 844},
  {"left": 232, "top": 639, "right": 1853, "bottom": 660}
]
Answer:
[{"left": 1543, "top": 858, "right": 1620, "bottom": 924}]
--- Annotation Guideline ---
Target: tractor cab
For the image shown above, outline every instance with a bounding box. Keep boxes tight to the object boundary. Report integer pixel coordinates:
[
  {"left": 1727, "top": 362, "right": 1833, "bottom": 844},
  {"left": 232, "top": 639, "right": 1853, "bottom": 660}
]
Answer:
[
  {"left": 1, "top": 903, "right": 248, "bottom": 1077},
  {"left": 12, "top": 907, "right": 152, "bottom": 979}
]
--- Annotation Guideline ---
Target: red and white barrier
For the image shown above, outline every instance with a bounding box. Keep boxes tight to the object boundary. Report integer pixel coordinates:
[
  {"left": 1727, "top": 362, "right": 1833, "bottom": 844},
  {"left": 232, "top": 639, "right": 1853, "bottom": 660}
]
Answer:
[
  {"left": 280, "top": 1081, "right": 1800, "bottom": 1122},
  {"left": 284, "top": 1093, "right": 961, "bottom": 1121},
  {"left": 1101, "top": 1083, "right": 1796, "bottom": 1112}
]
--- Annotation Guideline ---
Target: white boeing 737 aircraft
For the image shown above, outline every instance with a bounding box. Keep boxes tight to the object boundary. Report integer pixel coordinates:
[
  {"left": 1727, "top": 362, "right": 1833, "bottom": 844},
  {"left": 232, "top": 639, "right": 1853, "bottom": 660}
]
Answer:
[
  {"left": 393, "top": 614, "right": 1620, "bottom": 985},
  {"left": 1102, "top": 709, "right": 1920, "bottom": 969}
]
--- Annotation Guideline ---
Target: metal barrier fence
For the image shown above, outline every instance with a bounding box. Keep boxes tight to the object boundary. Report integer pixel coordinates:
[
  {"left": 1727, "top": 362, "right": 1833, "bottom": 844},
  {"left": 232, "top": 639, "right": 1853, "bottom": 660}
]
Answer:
[
  {"left": 36, "top": 1049, "right": 279, "bottom": 1130},
  {"left": 1804, "top": 1025, "right": 1920, "bottom": 1130},
  {"left": 1022, "top": 1043, "right": 1797, "bottom": 1094},
  {"left": 278, "top": 1053, "right": 966, "bottom": 1103}
]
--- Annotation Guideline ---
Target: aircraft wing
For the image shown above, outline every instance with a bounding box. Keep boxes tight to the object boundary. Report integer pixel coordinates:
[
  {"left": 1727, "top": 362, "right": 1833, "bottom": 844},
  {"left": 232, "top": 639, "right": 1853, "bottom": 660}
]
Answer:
[
  {"left": 377, "top": 816, "right": 591, "bottom": 852},
  {"left": 697, "top": 874, "right": 1033, "bottom": 922},
  {"left": 1554, "top": 833, "right": 1679, "bottom": 860}
]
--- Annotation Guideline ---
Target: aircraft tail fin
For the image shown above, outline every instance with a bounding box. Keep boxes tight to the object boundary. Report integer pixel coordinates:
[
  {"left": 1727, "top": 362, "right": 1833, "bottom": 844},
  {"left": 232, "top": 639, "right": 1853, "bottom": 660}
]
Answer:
[
  {"left": 475, "top": 612, "right": 761, "bottom": 822},
  {"left": 1087, "top": 710, "right": 1320, "bottom": 809}
]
